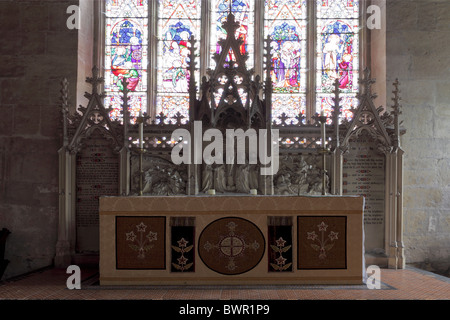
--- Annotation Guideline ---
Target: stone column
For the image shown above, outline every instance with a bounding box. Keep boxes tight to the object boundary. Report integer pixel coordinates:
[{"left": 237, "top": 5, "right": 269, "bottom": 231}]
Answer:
[
  {"left": 386, "top": 151, "right": 399, "bottom": 269},
  {"left": 119, "top": 147, "right": 130, "bottom": 196},
  {"left": 55, "top": 148, "right": 74, "bottom": 268},
  {"left": 396, "top": 148, "right": 406, "bottom": 269}
]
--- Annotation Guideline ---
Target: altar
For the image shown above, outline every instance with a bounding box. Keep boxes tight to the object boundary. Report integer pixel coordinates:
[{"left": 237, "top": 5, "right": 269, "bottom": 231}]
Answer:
[{"left": 99, "top": 195, "right": 364, "bottom": 285}]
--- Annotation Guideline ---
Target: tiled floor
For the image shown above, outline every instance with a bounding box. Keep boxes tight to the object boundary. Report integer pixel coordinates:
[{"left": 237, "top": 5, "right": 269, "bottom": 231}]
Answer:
[{"left": 0, "top": 265, "right": 449, "bottom": 300}]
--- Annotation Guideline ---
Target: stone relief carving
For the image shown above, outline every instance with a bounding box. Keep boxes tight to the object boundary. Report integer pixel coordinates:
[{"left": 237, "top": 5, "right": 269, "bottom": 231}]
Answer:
[
  {"left": 200, "top": 163, "right": 260, "bottom": 194},
  {"left": 274, "top": 155, "right": 329, "bottom": 196},
  {"left": 132, "top": 156, "right": 187, "bottom": 196},
  {"left": 198, "top": 155, "right": 329, "bottom": 196}
]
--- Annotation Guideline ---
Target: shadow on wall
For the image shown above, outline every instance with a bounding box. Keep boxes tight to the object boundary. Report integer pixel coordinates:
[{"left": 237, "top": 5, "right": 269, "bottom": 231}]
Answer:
[
  {"left": 0, "top": 228, "right": 11, "bottom": 280},
  {"left": 408, "top": 260, "right": 450, "bottom": 279}
]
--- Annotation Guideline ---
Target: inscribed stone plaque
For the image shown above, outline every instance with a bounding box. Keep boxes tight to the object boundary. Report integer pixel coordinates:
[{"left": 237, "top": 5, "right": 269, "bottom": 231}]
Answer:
[
  {"left": 116, "top": 216, "right": 166, "bottom": 269},
  {"left": 343, "top": 138, "right": 385, "bottom": 253},
  {"left": 297, "top": 216, "right": 347, "bottom": 269},
  {"left": 76, "top": 131, "right": 119, "bottom": 252}
]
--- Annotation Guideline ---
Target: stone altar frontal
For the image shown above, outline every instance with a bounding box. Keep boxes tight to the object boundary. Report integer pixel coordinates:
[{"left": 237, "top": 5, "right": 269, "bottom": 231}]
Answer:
[{"left": 99, "top": 196, "right": 365, "bottom": 285}]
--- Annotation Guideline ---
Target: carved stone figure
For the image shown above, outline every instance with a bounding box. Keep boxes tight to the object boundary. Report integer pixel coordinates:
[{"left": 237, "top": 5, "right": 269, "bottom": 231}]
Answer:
[
  {"left": 236, "top": 164, "right": 250, "bottom": 194},
  {"left": 142, "top": 164, "right": 186, "bottom": 196},
  {"left": 225, "top": 163, "right": 236, "bottom": 191},
  {"left": 214, "top": 164, "right": 228, "bottom": 193},
  {"left": 249, "top": 164, "right": 259, "bottom": 190},
  {"left": 135, "top": 157, "right": 187, "bottom": 196},
  {"left": 201, "top": 164, "right": 214, "bottom": 193},
  {"left": 275, "top": 173, "right": 295, "bottom": 195}
]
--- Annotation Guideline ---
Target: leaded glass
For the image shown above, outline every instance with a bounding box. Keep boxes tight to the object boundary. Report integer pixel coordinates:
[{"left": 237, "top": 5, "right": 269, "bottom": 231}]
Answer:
[
  {"left": 264, "top": 0, "right": 307, "bottom": 123},
  {"left": 316, "top": 94, "right": 358, "bottom": 124},
  {"left": 272, "top": 94, "right": 306, "bottom": 125},
  {"left": 156, "top": 0, "right": 201, "bottom": 123},
  {"left": 104, "top": 0, "right": 361, "bottom": 125},
  {"left": 316, "top": 19, "right": 359, "bottom": 93},
  {"left": 105, "top": 92, "right": 148, "bottom": 121},
  {"left": 316, "top": 0, "right": 359, "bottom": 120},
  {"left": 316, "top": 0, "right": 359, "bottom": 19},
  {"left": 156, "top": 94, "right": 190, "bottom": 124},
  {"left": 105, "top": 0, "right": 148, "bottom": 121},
  {"left": 210, "top": 0, "right": 255, "bottom": 69}
]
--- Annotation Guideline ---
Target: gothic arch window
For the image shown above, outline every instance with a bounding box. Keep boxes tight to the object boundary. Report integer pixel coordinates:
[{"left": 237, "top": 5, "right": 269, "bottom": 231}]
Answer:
[
  {"left": 103, "top": 0, "right": 362, "bottom": 124},
  {"left": 155, "top": 1, "right": 202, "bottom": 123},
  {"left": 104, "top": 0, "right": 149, "bottom": 121}
]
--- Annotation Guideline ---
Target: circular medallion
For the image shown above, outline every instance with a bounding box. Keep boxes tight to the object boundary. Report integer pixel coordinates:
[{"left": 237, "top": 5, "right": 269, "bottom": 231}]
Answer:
[{"left": 198, "top": 217, "right": 265, "bottom": 275}]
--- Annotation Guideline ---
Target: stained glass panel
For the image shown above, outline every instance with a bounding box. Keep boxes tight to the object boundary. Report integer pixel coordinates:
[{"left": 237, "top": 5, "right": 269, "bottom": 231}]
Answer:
[
  {"left": 210, "top": 0, "right": 255, "bottom": 69},
  {"left": 316, "top": 19, "right": 359, "bottom": 93},
  {"left": 265, "top": 0, "right": 307, "bottom": 19},
  {"left": 268, "top": 22, "right": 307, "bottom": 94},
  {"left": 105, "top": 0, "right": 148, "bottom": 121},
  {"left": 272, "top": 94, "right": 306, "bottom": 125},
  {"left": 103, "top": 0, "right": 361, "bottom": 124},
  {"left": 157, "top": 0, "right": 201, "bottom": 121},
  {"left": 317, "top": 0, "right": 359, "bottom": 19},
  {"left": 264, "top": 0, "right": 307, "bottom": 123},
  {"left": 159, "top": 0, "right": 201, "bottom": 19},
  {"left": 316, "top": 0, "right": 359, "bottom": 120},
  {"left": 105, "top": 92, "right": 148, "bottom": 123},
  {"left": 316, "top": 94, "right": 358, "bottom": 124},
  {"left": 156, "top": 95, "right": 190, "bottom": 124},
  {"left": 105, "top": 0, "right": 149, "bottom": 17}
]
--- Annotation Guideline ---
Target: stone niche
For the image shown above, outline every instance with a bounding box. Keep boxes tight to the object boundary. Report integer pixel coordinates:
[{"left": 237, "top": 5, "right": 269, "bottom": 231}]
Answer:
[
  {"left": 75, "top": 130, "right": 119, "bottom": 253},
  {"left": 343, "top": 136, "right": 386, "bottom": 255}
]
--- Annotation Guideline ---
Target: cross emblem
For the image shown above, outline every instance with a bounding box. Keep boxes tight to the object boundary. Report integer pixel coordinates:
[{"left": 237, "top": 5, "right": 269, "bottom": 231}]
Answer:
[
  {"left": 278, "top": 112, "right": 290, "bottom": 126},
  {"left": 90, "top": 112, "right": 103, "bottom": 124},
  {"left": 359, "top": 112, "right": 373, "bottom": 125},
  {"left": 172, "top": 111, "right": 186, "bottom": 126},
  {"left": 156, "top": 112, "right": 168, "bottom": 125}
]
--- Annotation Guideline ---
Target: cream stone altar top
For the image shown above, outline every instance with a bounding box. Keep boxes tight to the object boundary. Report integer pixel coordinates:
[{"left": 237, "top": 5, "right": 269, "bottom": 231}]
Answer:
[{"left": 99, "top": 195, "right": 365, "bottom": 285}]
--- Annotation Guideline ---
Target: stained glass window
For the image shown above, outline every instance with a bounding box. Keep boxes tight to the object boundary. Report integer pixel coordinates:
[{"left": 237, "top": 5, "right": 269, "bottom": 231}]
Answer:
[
  {"left": 210, "top": 0, "right": 255, "bottom": 69},
  {"left": 104, "top": 0, "right": 148, "bottom": 121},
  {"left": 103, "top": 0, "right": 361, "bottom": 124},
  {"left": 156, "top": 0, "right": 201, "bottom": 124},
  {"left": 316, "top": 0, "right": 360, "bottom": 122},
  {"left": 264, "top": 0, "right": 307, "bottom": 125}
]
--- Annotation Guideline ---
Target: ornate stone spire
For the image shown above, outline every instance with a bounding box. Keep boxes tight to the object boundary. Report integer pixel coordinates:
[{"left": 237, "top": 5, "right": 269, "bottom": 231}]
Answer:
[
  {"left": 391, "top": 79, "right": 403, "bottom": 149},
  {"left": 85, "top": 66, "right": 104, "bottom": 96},
  {"left": 60, "top": 78, "right": 69, "bottom": 147}
]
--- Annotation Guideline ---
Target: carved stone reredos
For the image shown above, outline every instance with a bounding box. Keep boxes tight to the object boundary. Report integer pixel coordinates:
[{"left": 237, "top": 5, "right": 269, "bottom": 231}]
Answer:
[{"left": 195, "top": 12, "right": 265, "bottom": 130}]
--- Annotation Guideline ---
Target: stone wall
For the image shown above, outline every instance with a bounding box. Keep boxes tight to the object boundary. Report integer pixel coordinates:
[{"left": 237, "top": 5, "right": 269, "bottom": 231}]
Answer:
[
  {"left": 0, "top": 0, "right": 79, "bottom": 279},
  {"left": 386, "top": 0, "right": 450, "bottom": 276}
]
